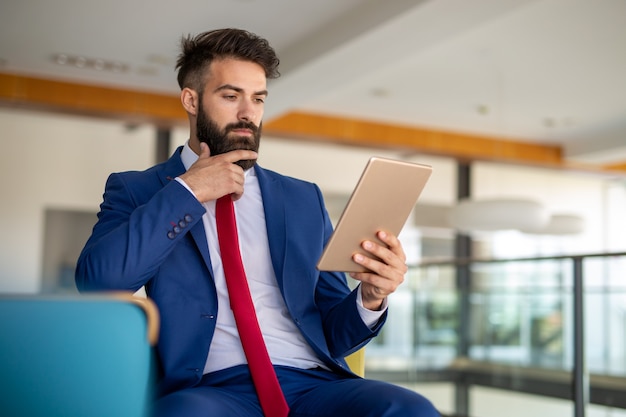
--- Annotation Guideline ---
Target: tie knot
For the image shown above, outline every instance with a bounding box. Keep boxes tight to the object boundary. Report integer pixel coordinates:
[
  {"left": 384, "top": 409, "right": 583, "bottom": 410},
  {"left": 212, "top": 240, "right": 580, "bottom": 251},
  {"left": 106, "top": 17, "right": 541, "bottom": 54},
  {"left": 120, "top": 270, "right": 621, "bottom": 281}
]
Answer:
[
  {"left": 216, "top": 194, "right": 234, "bottom": 219},
  {"left": 217, "top": 194, "right": 233, "bottom": 206}
]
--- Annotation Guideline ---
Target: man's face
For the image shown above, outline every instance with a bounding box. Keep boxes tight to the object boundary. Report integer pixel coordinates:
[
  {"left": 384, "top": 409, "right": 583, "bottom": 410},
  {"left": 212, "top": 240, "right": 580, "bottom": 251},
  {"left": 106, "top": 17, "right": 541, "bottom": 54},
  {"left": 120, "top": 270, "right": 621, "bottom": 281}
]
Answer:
[
  {"left": 196, "top": 100, "right": 261, "bottom": 170},
  {"left": 196, "top": 58, "right": 267, "bottom": 170}
]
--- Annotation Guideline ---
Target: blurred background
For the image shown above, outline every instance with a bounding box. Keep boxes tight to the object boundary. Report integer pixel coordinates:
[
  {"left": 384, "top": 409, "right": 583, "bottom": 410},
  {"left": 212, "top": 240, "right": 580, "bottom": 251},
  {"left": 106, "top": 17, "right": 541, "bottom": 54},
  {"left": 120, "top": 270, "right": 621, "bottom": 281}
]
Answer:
[{"left": 1, "top": 1, "right": 626, "bottom": 416}]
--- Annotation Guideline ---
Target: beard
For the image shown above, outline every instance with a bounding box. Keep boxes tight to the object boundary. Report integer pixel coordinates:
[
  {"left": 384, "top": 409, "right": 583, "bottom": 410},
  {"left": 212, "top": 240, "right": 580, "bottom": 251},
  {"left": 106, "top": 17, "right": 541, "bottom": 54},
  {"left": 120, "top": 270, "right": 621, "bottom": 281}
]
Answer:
[{"left": 196, "top": 103, "right": 261, "bottom": 171}]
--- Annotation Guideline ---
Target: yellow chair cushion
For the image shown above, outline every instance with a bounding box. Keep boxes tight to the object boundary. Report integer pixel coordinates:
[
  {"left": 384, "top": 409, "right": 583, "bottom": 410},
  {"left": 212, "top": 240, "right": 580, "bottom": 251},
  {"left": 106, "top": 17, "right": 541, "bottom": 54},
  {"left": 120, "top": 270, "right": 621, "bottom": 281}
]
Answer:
[{"left": 345, "top": 349, "right": 365, "bottom": 376}]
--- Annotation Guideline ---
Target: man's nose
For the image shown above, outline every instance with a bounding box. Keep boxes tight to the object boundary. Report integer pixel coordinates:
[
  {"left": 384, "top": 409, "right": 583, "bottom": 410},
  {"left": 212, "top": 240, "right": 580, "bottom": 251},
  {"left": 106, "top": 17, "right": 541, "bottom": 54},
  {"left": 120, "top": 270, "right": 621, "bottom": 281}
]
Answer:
[{"left": 237, "top": 101, "right": 256, "bottom": 123}]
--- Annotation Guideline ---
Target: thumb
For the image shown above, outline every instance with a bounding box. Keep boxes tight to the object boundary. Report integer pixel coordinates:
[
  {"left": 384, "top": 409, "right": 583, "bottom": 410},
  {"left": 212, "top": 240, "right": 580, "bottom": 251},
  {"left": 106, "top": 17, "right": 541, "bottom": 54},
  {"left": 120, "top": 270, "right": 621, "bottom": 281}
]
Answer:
[{"left": 198, "top": 142, "right": 211, "bottom": 159}]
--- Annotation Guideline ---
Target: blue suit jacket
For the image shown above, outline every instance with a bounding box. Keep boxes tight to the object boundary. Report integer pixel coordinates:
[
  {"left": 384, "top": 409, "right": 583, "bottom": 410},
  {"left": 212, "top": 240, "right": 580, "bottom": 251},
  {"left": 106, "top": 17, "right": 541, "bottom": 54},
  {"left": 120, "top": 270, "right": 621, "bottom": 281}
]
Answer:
[{"left": 76, "top": 147, "right": 385, "bottom": 396}]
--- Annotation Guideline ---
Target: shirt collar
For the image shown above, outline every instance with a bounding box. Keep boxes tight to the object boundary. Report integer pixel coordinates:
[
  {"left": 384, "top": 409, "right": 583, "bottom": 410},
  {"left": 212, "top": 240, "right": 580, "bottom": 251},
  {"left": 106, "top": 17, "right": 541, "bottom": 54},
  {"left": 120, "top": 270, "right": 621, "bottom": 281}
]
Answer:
[{"left": 180, "top": 141, "right": 198, "bottom": 171}]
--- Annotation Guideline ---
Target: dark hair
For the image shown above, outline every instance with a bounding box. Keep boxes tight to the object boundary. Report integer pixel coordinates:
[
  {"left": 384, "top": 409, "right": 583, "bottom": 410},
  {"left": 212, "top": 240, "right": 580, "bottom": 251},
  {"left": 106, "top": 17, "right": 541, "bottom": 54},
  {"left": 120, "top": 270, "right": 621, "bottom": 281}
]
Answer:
[{"left": 175, "top": 28, "right": 280, "bottom": 91}]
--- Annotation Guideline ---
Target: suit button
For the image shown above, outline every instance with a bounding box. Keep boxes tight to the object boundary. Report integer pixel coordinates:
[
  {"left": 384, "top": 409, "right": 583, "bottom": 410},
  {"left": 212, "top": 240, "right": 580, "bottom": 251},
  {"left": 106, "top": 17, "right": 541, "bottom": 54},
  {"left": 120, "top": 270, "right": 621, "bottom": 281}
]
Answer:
[
  {"left": 173, "top": 226, "right": 181, "bottom": 233},
  {"left": 178, "top": 220, "right": 187, "bottom": 228},
  {"left": 184, "top": 214, "right": 193, "bottom": 222},
  {"left": 167, "top": 231, "right": 176, "bottom": 239}
]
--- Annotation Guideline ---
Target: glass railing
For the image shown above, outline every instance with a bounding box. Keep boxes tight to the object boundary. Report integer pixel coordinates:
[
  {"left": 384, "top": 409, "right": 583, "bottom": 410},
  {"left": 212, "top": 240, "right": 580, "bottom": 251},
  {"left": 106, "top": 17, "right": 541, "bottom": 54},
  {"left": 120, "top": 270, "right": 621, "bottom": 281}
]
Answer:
[{"left": 364, "top": 252, "right": 626, "bottom": 417}]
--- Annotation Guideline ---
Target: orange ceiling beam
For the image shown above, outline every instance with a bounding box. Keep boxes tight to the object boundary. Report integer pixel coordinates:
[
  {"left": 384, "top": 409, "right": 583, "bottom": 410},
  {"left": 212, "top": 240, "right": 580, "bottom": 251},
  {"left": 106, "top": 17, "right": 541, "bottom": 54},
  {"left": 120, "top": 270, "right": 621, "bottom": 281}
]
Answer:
[
  {"left": 1, "top": 71, "right": 624, "bottom": 173},
  {"left": 0, "top": 72, "right": 186, "bottom": 126},
  {"left": 604, "top": 161, "right": 626, "bottom": 172},
  {"left": 264, "top": 112, "right": 564, "bottom": 166}
]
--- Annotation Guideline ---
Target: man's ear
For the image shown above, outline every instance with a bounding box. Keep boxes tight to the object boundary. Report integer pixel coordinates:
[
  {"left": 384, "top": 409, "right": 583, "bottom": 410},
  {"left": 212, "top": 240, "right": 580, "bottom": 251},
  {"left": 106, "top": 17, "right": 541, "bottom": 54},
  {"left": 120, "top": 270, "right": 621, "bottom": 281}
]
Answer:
[{"left": 181, "top": 88, "right": 199, "bottom": 115}]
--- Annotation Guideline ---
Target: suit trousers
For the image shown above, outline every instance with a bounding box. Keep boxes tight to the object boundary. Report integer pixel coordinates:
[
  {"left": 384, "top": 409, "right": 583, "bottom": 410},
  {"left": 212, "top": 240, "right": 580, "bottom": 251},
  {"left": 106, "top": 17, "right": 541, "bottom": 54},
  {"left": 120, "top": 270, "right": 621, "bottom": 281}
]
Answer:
[{"left": 153, "top": 364, "right": 440, "bottom": 417}]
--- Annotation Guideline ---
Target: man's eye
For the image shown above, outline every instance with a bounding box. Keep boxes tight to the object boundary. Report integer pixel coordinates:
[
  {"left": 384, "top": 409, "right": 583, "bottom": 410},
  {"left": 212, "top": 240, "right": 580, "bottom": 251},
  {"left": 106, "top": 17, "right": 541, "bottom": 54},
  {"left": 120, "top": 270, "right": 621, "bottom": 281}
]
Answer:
[{"left": 255, "top": 98, "right": 265, "bottom": 104}]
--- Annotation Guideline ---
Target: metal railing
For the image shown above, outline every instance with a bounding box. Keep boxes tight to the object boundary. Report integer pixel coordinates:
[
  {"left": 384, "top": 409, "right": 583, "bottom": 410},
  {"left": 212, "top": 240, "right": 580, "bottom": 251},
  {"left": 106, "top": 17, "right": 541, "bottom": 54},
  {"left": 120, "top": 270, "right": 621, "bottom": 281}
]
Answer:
[{"left": 365, "top": 251, "right": 626, "bottom": 417}]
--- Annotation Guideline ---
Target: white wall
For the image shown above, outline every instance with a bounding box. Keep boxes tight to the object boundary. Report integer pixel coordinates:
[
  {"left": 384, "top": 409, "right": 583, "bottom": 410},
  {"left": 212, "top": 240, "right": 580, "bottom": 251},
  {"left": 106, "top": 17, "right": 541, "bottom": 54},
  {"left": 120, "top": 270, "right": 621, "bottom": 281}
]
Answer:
[{"left": 0, "top": 108, "right": 155, "bottom": 293}]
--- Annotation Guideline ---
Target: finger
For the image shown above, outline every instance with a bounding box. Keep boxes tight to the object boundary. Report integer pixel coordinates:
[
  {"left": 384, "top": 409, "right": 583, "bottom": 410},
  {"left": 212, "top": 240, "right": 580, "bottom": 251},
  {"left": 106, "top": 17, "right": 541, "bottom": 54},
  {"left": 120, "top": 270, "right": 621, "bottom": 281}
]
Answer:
[
  {"left": 359, "top": 240, "right": 405, "bottom": 273},
  {"left": 352, "top": 252, "right": 376, "bottom": 273},
  {"left": 376, "top": 230, "right": 407, "bottom": 263},
  {"left": 229, "top": 172, "right": 248, "bottom": 201},
  {"left": 352, "top": 251, "right": 397, "bottom": 281},
  {"left": 198, "top": 142, "right": 211, "bottom": 159},
  {"left": 352, "top": 241, "right": 407, "bottom": 285}
]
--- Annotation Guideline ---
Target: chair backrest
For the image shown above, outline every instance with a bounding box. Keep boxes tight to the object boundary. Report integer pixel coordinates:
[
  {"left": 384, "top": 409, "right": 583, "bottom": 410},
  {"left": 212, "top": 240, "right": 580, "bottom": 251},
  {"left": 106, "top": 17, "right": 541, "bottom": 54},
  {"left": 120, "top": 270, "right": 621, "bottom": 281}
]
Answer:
[
  {"left": 345, "top": 348, "right": 365, "bottom": 377},
  {"left": 0, "top": 292, "right": 159, "bottom": 417}
]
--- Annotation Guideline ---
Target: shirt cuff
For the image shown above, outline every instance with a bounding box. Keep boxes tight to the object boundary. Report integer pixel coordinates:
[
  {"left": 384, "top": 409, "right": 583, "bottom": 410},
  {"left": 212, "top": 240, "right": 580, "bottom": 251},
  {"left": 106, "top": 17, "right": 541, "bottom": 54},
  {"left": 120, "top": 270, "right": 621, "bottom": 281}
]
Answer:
[
  {"left": 175, "top": 177, "right": 198, "bottom": 199},
  {"left": 356, "top": 284, "right": 388, "bottom": 329}
]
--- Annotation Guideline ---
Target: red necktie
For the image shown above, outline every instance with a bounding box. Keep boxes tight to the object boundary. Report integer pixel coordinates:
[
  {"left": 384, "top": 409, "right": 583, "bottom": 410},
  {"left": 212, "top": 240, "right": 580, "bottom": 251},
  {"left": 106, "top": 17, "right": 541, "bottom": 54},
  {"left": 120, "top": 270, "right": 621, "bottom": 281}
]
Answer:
[{"left": 215, "top": 195, "right": 290, "bottom": 417}]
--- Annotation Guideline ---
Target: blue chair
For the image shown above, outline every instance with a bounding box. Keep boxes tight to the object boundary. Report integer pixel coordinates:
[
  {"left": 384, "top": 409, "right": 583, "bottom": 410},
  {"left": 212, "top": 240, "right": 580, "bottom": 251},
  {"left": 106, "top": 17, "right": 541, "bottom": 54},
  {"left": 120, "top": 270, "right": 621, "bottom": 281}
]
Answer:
[{"left": 0, "top": 292, "right": 159, "bottom": 417}]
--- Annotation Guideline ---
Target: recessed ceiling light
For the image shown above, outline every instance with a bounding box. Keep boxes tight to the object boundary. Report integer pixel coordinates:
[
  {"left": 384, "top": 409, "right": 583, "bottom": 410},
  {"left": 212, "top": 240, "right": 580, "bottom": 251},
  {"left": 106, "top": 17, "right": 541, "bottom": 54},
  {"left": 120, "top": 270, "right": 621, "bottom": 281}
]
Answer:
[
  {"left": 542, "top": 117, "right": 576, "bottom": 129},
  {"left": 370, "top": 88, "right": 390, "bottom": 98},
  {"left": 51, "top": 53, "right": 129, "bottom": 73},
  {"left": 74, "top": 56, "right": 87, "bottom": 68},
  {"left": 110, "top": 62, "right": 128, "bottom": 73},
  {"left": 146, "top": 54, "right": 171, "bottom": 66},
  {"left": 53, "top": 54, "right": 68, "bottom": 65},
  {"left": 476, "top": 104, "right": 490, "bottom": 115},
  {"left": 137, "top": 66, "right": 159, "bottom": 76},
  {"left": 93, "top": 59, "right": 105, "bottom": 71}
]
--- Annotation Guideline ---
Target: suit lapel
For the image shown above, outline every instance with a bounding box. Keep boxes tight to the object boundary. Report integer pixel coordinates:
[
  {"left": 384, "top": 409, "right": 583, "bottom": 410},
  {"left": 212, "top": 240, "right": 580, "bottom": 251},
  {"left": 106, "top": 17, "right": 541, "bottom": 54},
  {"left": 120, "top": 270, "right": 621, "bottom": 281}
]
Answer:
[
  {"left": 157, "top": 146, "right": 186, "bottom": 186},
  {"left": 255, "top": 166, "right": 287, "bottom": 288},
  {"left": 156, "top": 156, "right": 289, "bottom": 287}
]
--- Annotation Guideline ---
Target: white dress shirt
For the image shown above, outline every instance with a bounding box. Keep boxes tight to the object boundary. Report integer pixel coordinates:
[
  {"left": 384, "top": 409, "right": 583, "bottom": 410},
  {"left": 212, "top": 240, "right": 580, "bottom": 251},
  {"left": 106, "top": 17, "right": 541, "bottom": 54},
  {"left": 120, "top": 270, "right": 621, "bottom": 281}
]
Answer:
[{"left": 176, "top": 142, "right": 385, "bottom": 373}]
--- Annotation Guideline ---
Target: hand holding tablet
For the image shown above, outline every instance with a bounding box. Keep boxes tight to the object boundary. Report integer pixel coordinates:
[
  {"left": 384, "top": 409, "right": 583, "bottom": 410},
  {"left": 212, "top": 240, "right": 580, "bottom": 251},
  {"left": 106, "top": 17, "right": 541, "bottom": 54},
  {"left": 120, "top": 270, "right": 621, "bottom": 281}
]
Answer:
[{"left": 316, "top": 157, "right": 432, "bottom": 273}]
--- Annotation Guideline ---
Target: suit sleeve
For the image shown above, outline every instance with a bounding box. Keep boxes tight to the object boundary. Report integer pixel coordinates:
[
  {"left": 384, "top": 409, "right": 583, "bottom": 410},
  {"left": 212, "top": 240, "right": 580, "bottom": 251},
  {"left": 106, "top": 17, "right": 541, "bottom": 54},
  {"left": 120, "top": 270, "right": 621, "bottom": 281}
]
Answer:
[
  {"left": 75, "top": 172, "right": 207, "bottom": 292},
  {"left": 311, "top": 185, "right": 388, "bottom": 358}
]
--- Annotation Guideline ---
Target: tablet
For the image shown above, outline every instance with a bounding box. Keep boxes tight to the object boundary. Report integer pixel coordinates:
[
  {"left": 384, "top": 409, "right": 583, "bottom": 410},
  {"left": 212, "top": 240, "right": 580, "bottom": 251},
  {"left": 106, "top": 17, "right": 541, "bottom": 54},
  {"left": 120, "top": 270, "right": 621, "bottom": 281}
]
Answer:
[{"left": 316, "top": 156, "right": 432, "bottom": 272}]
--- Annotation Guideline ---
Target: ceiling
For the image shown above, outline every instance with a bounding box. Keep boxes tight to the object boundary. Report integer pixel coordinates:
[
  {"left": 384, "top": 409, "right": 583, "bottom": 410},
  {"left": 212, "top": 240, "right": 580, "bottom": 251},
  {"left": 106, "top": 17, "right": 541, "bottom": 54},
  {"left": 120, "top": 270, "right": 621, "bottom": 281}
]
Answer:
[{"left": 1, "top": 0, "right": 626, "bottom": 165}]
